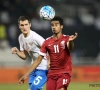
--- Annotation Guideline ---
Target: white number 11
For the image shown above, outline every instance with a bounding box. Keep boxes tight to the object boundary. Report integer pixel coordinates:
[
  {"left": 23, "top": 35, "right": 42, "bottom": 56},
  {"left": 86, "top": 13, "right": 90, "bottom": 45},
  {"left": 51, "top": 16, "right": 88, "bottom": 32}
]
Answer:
[{"left": 54, "top": 45, "right": 59, "bottom": 53}]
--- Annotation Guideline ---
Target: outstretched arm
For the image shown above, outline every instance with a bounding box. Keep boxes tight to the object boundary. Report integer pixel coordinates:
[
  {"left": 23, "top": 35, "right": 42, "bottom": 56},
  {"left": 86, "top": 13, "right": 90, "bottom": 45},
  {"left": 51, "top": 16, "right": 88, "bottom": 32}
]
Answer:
[
  {"left": 67, "top": 41, "right": 74, "bottom": 50},
  {"left": 19, "top": 55, "right": 44, "bottom": 85},
  {"left": 67, "top": 33, "right": 78, "bottom": 50}
]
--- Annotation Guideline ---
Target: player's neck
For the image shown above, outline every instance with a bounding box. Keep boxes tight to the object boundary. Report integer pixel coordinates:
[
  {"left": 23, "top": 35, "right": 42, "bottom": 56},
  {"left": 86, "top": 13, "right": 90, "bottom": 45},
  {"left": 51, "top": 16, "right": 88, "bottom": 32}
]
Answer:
[
  {"left": 23, "top": 30, "right": 30, "bottom": 38},
  {"left": 53, "top": 33, "right": 63, "bottom": 40}
]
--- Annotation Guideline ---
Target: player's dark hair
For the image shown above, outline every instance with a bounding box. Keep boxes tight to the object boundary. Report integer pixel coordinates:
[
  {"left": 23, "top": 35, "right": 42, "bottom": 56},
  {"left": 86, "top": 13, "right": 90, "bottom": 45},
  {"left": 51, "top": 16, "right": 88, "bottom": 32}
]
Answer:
[
  {"left": 51, "top": 16, "right": 63, "bottom": 25},
  {"left": 18, "top": 16, "right": 31, "bottom": 24}
]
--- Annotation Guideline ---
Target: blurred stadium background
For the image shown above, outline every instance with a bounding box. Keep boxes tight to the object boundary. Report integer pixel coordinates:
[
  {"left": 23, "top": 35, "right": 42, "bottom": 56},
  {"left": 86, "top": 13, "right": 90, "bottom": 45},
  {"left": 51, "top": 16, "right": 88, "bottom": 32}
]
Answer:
[{"left": 0, "top": 0, "right": 100, "bottom": 90}]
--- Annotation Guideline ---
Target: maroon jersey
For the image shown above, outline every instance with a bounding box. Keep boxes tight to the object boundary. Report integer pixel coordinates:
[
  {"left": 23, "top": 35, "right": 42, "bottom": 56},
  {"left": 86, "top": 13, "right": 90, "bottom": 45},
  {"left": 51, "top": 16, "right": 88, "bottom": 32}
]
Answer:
[{"left": 39, "top": 34, "right": 72, "bottom": 76}]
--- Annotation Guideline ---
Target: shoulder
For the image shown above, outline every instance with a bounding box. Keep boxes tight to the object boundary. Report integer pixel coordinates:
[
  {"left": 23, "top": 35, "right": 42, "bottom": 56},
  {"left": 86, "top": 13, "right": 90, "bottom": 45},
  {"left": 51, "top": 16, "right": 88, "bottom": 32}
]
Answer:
[
  {"left": 42, "top": 36, "right": 52, "bottom": 45},
  {"left": 18, "top": 33, "right": 23, "bottom": 40},
  {"left": 46, "top": 36, "right": 52, "bottom": 40},
  {"left": 62, "top": 34, "right": 70, "bottom": 39},
  {"left": 18, "top": 33, "right": 24, "bottom": 43},
  {"left": 31, "top": 30, "right": 44, "bottom": 39},
  {"left": 62, "top": 34, "right": 70, "bottom": 42},
  {"left": 63, "top": 34, "right": 69, "bottom": 37},
  {"left": 30, "top": 30, "right": 37, "bottom": 36},
  {"left": 45, "top": 36, "right": 52, "bottom": 41},
  {"left": 30, "top": 30, "right": 39, "bottom": 36}
]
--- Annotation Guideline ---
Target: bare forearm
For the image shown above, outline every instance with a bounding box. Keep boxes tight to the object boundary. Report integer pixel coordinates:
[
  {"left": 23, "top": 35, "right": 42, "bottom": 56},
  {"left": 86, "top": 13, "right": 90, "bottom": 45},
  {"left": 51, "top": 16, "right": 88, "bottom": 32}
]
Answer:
[
  {"left": 16, "top": 51, "right": 27, "bottom": 60},
  {"left": 25, "top": 55, "right": 43, "bottom": 76},
  {"left": 67, "top": 41, "right": 74, "bottom": 50}
]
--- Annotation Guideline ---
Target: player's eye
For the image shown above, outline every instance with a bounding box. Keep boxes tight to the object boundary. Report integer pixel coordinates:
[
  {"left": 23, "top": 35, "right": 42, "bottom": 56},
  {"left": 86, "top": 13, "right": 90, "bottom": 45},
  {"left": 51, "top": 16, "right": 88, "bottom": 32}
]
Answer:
[
  {"left": 20, "top": 24, "right": 24, "bottom": 26},
  {"left": 25, "top": 24, "right": 28, "bottom": 26},
  {"left": 55, "top": 24, "right": 58, "bottom": 26}
]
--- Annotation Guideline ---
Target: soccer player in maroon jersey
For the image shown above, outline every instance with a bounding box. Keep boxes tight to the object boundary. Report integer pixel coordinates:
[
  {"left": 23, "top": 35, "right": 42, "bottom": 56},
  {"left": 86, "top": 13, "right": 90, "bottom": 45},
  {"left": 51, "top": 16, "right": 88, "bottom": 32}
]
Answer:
[{"left": 19, "top": 16, "right": 78, "bottom": 90}]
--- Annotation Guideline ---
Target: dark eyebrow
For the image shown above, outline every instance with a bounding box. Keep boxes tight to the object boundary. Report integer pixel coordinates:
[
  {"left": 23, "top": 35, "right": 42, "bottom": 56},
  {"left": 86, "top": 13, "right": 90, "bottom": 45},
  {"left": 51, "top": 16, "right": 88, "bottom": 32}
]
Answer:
[{"left": 20, "top": 23, "right": 28, "bottom": 26}]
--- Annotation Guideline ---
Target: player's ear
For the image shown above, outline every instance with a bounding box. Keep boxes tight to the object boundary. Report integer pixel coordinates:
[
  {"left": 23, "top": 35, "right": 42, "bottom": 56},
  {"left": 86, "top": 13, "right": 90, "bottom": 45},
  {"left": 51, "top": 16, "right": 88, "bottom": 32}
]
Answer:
[
  {"left": 30, "top": 23, "right": 31, "bottom": 27},
  {"left": 61, "top": 25, "right": 63, "bottom": 29}
]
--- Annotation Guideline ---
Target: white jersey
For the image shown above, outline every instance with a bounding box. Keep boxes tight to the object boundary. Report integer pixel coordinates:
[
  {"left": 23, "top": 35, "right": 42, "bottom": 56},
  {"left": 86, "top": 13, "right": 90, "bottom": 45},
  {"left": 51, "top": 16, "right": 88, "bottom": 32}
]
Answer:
[{"left": 18, "top": 30, "right": 48, "bottom": 70}]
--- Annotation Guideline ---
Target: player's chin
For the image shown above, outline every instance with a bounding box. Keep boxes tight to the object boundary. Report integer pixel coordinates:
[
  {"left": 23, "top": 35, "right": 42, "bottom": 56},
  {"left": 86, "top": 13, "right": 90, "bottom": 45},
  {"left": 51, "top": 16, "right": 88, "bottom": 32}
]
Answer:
[
  {"left": 53, "top": 31, "right": 58, "bottom": 34},
  {"left": 52, "top": 30, "right": 56, "bottom": 33},
  {"left": 23, "top": 31, "right": 28, "bottom": 34}
]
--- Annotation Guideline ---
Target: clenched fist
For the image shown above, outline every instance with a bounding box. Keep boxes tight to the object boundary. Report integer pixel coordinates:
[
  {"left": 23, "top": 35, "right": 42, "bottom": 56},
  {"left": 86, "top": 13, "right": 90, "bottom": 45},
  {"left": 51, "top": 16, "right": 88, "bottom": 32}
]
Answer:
[
  {"left": 69, "top": 33, "right": 78, "bottom": 41},
  {"left": 11, "top": 47, "right": 19, "bottom": 54}
]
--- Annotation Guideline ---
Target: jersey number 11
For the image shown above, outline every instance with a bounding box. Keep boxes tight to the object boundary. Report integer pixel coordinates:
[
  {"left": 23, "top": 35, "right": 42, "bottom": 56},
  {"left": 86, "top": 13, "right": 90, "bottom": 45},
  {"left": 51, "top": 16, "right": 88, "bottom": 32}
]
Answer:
[{"left": 54, "top": 45, "right": 59, "bottom": 53}]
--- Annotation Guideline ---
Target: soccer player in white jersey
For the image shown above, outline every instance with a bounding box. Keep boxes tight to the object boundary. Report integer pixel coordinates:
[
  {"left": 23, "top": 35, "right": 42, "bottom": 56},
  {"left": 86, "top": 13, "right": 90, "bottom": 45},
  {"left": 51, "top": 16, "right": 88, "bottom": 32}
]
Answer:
[{"left": 11, "top": 16, "right": 48, "bottom": 90}]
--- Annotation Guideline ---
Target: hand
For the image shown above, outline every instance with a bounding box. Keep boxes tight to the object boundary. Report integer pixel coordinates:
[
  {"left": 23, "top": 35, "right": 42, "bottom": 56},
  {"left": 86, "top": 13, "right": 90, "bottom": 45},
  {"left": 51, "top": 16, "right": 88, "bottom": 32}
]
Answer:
[
  {"left": 19, "top": 74, "right": 28, "bottom": 85},
  {"left": 11, "top": 47, "right": 19, "bottom": 54},
  {"left": 69, "top": 33, "right": 78, "bottom": 41}
]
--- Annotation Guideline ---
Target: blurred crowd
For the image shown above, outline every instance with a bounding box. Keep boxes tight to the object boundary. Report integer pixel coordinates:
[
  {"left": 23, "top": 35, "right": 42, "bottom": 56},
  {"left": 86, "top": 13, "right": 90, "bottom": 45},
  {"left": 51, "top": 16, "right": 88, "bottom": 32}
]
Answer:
[{"left": 0, "top": 0, "right": 100, "bottom": 60}]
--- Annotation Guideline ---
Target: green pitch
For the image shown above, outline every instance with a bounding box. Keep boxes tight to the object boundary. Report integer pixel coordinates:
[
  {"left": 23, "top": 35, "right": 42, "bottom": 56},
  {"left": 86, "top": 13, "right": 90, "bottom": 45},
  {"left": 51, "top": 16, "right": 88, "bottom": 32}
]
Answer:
[{"left": 0, "top": 82, "right": 100, "bottom": 90}]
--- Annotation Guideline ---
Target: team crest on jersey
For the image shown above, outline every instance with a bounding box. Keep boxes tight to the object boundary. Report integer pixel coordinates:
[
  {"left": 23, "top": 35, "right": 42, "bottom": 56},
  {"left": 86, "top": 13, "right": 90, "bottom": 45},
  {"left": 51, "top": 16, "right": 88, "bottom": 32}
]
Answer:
[
  {"left": 29, "top": 42, "right": 34, "bottom": 46},
  {"left": 60, "top": 40, "right": 65, "bottom": 49}
]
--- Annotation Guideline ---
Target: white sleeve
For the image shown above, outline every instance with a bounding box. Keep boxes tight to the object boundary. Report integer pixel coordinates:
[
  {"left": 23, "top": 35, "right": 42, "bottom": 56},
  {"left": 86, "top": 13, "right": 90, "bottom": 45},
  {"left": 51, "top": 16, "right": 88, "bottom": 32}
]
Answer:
[
  {"left": 33, "top": 32, "right": 45, "bottom": 47},
  {"left": 18, "top": 35, "right": 24, "bottom": 51}
]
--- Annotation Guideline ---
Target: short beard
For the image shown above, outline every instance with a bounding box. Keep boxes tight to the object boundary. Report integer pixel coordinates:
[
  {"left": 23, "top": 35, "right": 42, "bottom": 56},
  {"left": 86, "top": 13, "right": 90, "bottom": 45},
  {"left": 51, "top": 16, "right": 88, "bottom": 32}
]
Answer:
[{"left": 52, "top": 31, "right": 60, "bottom": 35}]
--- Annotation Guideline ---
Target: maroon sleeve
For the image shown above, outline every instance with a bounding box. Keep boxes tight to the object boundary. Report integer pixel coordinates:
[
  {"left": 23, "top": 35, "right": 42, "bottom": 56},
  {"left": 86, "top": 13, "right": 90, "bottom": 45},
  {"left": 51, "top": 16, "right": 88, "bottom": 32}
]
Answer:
[{"left": 40, "top": 40, "right": 47, "bottom": 54}]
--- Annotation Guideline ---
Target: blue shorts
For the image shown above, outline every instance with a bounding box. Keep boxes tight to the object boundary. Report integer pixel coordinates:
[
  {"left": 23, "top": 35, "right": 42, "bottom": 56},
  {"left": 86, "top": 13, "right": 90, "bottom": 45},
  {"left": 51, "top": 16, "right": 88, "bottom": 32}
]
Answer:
[{"left": 28, "top": 69, "right": 48, "bottom": 90}]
